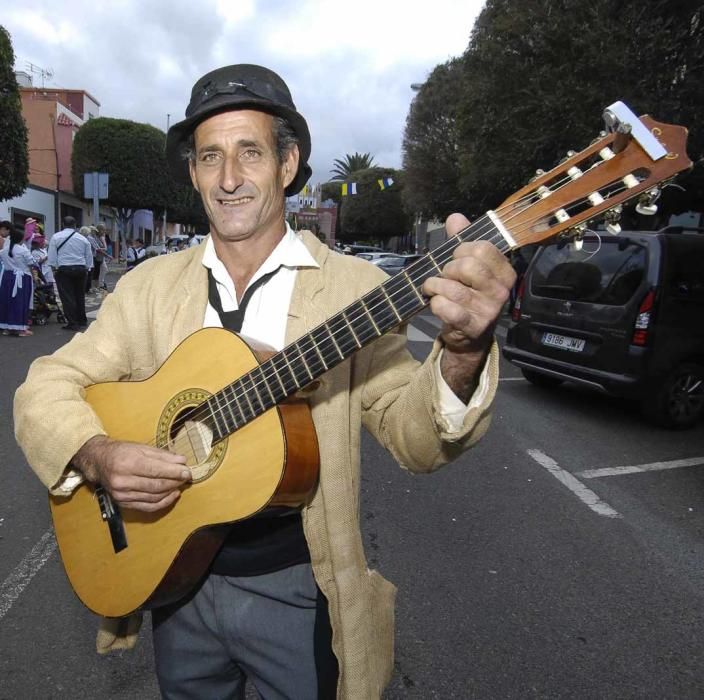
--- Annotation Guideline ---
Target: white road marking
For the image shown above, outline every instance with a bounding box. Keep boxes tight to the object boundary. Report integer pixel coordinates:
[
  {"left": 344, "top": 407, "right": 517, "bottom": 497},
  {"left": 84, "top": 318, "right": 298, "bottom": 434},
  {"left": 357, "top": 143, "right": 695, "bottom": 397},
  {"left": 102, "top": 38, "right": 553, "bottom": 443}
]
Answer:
[
  {"left": 499, "top": 377, "right": 525, "bottom": 381},
  {"left": 527, "top": 449, "right": 621, "bottom": 518},
  {"left": 0, "top": 530, "right": 57, "bottom": 620},
  {"left": 578, "top": 457, "right": 704, "bottom": 479}
]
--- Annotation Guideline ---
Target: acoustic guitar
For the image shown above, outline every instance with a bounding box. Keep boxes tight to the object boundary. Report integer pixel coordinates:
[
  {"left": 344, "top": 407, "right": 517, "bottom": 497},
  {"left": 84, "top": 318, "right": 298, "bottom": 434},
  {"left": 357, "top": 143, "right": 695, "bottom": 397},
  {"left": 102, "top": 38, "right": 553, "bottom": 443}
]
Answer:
[{"left": 50, "top": 102, "right": 691, "bottom": 618}]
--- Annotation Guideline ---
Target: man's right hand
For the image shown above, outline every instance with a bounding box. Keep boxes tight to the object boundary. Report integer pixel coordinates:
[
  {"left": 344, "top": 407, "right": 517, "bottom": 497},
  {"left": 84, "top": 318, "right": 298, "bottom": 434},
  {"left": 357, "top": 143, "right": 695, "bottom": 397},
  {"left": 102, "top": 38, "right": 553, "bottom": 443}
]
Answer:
[{"left": 73, "top": 435, "right": 191, "bottom": 512}]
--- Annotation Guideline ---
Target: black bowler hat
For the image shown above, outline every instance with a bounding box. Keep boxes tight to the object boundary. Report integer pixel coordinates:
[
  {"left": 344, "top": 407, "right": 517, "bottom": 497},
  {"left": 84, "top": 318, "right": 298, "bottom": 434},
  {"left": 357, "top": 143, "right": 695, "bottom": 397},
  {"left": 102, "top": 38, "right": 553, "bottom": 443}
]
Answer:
[{"left": 166, "top": 64, "right": 312, "bottom": 196}]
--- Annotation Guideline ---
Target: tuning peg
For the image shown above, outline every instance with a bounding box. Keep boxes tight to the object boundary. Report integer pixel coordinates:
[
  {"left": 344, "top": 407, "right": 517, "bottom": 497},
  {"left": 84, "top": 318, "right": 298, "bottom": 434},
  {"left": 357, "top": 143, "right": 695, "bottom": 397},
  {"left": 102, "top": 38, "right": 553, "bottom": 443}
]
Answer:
[
  {"left": 635, "top": 187, "right": 661, "bottom": 216},
  {"left": 559, "top": 150, "right": 578, "bottom": 164},
  {"left": 590, "top": 131, "right": 608, "bottom": 145},
  {"left": 604, "top": 205, "right": 622, "bottom": 235},
  {"left": 529, "top": 168, "right": 545, "bottom": 183}
]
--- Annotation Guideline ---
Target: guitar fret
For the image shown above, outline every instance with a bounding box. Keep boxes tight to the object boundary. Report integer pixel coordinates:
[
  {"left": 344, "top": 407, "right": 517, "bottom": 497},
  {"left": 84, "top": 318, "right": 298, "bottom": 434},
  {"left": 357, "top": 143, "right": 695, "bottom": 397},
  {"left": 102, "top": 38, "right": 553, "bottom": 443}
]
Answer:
[
  {"left": 325, "top": 321, "right": 345, "bottom": 360},
  {"left": 342, "top": 310, "right": 362, "bottom": 348},
  {"left": 380, "top": 286, "right": 402, "bottom": 322},
  {"left": 268, "top": 357, "right": 287, "bottom": 394},
  {"left": 363, "top": 288, "right": 399, "bottom": 332},
  {"left": 224, "top": 387, "right": 242, "bottom": 430},
  {"left": 248, "top": 369, "right": 265, "bottom": 411},
  {"left": 225, "top": 384, "right": 247, "bottom": 426},
  {"left": 311, "top": 335, "right": 329, "bottom": 370},
  {"left": 281, "top": 348, "right": 301, "bottom": 389},
  {"left": 403, "top": 270, "right": 426, "bottom": 304},
  {"left": 240, "top": 377, "right": 256, "bottom": 418},
  {"left": 209, "top": 393, "right": 227, "bottom": 438},
  {"left": 360, "top": 299, "right": 381, "bottom": 336},
  {"left": 310, "top": 326, "right": 339, "bottom": 370},
  {"left": 428, "top": 252, "right": 443, "bottom": 274},
  {"left": 259, "top": 366, "right": 277, "bottom": 405},
  {"left": 292, "top": 341, "right": 314, "bottom": 381}
]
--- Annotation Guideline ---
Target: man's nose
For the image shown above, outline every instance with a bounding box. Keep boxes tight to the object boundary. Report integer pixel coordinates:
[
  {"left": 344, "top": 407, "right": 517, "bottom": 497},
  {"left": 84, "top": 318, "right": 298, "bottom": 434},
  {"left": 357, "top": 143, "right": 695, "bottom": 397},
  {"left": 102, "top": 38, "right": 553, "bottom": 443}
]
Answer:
[{"left": 219, "top": 156, "right": 244, "bottom": 192}]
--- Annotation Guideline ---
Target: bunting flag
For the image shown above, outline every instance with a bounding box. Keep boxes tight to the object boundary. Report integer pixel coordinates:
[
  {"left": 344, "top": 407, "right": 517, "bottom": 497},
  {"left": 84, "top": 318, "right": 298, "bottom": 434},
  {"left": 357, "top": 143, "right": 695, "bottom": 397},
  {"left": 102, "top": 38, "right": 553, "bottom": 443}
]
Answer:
[
  {"left": 341, "top": 182, "right": 358, "bottom": 196},
  {"left": 377, "top": 177, "right": 394, "bottom": 190}
]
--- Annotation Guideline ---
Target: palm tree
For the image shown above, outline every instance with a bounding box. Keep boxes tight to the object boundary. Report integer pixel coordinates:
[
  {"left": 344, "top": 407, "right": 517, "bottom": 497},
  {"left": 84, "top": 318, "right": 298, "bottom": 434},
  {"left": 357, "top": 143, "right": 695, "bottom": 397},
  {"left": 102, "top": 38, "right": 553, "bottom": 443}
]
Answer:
[{"left": 330, "top": 152, "right": 376, "bottom": 180}]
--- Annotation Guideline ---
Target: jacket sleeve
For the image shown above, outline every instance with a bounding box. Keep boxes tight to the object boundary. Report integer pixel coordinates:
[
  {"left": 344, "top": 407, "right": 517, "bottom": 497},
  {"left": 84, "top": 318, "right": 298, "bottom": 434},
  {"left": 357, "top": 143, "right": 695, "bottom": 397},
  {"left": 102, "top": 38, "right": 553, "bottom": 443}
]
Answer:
[
  {"left": 360, "top": 324, "right": 499, "bottom": 475},
  {"left": 14, "top": 280, "right": 140, "bottom": 491}
]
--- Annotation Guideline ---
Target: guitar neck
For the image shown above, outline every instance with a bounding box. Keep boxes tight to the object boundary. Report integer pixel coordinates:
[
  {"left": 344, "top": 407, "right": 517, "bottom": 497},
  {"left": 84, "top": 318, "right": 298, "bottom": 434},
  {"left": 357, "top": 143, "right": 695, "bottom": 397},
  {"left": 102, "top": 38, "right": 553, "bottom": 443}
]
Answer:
[{"left": 204, "top": 214, "right": 510, "bottom": 442}]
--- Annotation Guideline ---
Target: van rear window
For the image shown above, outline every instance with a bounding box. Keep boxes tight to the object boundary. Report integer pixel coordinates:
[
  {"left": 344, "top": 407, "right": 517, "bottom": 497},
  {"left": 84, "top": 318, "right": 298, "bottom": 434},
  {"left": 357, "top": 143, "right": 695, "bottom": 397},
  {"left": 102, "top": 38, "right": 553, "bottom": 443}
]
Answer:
[{"left": 530, "top": 238, "right": 646, "bottom": 305}]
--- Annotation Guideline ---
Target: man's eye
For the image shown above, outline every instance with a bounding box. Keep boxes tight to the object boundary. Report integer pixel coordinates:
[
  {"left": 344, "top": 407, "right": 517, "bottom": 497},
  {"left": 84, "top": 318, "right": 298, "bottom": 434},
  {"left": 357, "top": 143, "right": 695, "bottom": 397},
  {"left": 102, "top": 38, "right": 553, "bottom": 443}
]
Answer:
[
  {"left": 198, "top": 152, "right": 219, "bottom": 163},
  {"left": 242, "top": 149, "right": 261, "bottom": 160}
]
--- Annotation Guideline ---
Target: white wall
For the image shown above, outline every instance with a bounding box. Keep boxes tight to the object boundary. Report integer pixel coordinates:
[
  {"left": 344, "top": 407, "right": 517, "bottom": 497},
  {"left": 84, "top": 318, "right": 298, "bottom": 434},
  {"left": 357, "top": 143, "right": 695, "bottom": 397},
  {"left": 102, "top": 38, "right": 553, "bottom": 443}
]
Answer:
[{"left": 0, "top": 187, "right": 56, "bottom": 235}]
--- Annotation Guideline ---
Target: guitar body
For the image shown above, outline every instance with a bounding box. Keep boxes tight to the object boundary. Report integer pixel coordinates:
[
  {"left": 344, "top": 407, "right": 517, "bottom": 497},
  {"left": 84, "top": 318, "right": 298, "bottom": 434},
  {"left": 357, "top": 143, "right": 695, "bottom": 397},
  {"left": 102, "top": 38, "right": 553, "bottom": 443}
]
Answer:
[{"left": 49, "top": 327, "right": 320, "bottom": 618}]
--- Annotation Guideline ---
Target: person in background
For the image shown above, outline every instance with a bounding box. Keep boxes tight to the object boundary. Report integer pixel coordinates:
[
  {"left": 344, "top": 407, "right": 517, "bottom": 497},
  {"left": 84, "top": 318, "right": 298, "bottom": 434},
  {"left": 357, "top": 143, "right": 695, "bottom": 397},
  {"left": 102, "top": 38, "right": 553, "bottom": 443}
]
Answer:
[
  {"left": 0, "top": 227, "right": 36, "bottom": 336},
  {"left": 187, "top": 231, "right": 200, "bottom": 247},
  {"left": 48, "top": 216, "right": 93, "bottom": 332},
  {"left": 30, "top": 234, "right": 53, "bottom": 286},
  {"left": 125, "top": 238, "right": 147, "bottom": 270},
  {"left": 0, "top": 221, "right": 12, "bottom": 264},
  {"left": 23, "top": 217, "right": 37, "bottom": 247},
  {"left": 95, "top": 224, "right": 113, "bottom": 291}
]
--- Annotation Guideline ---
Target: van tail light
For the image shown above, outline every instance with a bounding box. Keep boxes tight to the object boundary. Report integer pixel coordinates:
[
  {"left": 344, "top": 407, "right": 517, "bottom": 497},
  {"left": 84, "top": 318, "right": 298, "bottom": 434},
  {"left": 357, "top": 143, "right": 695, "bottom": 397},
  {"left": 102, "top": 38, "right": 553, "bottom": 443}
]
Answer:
[
  {"left": 511, "top": 278, "right": 526, "bottom": 321},
  {"left": 632, "top": 288, "right": 656, "bottom": 346}
]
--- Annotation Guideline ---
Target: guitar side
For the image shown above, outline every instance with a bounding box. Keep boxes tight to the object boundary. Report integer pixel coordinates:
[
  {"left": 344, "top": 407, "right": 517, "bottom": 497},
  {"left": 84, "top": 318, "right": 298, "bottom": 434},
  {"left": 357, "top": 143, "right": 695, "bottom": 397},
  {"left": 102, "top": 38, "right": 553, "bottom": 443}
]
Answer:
[{"left": 49, "top": 327, "right": 319, "bottom": 618}]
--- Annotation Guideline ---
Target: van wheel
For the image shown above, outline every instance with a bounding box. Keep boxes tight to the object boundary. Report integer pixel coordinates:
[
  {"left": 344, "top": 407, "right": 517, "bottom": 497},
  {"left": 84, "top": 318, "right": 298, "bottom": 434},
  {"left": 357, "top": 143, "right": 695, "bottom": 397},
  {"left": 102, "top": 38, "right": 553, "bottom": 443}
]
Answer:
[
  {"left": 643, "top": 363, "right": 704, "bottom": 429},
  {"left": 521, "top": 369, "right": 564, "bottom": 388}
]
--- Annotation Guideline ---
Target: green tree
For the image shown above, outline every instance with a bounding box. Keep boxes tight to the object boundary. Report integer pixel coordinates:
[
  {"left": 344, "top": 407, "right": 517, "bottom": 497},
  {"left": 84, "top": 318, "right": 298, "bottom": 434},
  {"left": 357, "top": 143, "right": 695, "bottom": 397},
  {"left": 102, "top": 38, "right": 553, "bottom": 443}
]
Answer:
[
  {"left": 339, "top": 168, "right": 410, "bottom": 245},
  {"left": 330, "top": 152, "right": 376, "bottom": 180},
  {"left": 403, "top": 1, "right": 704, "bottom": 221},
  {"left": 72, "top": 117, "right": 171, "bottom": 241},
  {"left": 457, "top": 0, "right": 704, "bottom": 218},
  {"left": 402, "top": 59, "right": 469, "bottom": 220},
  {"left": 164, "top": 179, "right": 209, "bottom": 233},
  {"left": 0, "top": 26, "right": 29, "bottom": 201}
]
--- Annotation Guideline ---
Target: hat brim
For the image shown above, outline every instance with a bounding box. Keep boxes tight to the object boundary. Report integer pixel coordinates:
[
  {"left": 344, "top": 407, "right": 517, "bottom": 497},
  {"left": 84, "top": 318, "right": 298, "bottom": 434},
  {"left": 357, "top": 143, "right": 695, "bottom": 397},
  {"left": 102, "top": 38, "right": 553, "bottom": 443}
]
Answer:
[{"left": 166, "top": 95, "right": 312, "bottom": 197}]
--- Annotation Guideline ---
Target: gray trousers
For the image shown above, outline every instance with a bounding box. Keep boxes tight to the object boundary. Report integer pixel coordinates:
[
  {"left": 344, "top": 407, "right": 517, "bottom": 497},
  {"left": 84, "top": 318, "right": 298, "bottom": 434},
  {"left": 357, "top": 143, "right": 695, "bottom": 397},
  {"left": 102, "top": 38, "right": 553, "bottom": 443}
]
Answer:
[{"left": 151, "top": 563, "right": 338, "bottom": 699}]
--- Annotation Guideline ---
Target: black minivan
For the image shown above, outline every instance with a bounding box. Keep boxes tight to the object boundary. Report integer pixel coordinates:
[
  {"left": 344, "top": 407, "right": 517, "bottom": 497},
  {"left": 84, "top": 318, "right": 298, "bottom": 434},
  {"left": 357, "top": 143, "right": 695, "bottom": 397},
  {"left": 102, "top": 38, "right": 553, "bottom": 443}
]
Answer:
[{"left": 503, "top": 227, "right": 704, "bottom": 428}]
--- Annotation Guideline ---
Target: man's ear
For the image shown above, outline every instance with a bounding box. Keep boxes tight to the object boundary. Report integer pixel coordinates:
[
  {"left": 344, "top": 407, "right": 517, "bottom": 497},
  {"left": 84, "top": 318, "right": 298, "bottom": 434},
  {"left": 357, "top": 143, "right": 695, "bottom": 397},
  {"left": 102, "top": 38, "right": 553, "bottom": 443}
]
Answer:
[
  {"left": 282, "top": 145, "right": 300, "bottom": 190},
  {"left": 188, "top": 159, "right": 200, "bottom": 193}
]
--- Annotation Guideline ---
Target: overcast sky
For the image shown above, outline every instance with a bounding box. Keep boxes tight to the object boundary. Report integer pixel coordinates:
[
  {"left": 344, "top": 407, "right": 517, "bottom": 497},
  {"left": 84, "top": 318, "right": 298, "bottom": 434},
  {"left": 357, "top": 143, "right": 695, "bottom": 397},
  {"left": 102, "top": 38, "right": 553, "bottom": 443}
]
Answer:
[{"left": 5, "top": 0, "right": 485, "bottom": 185}]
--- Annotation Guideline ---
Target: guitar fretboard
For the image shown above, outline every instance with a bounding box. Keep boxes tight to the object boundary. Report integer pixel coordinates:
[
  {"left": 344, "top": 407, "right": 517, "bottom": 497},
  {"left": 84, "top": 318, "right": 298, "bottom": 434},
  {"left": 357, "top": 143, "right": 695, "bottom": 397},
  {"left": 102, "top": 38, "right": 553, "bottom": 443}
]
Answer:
[{"left": 201, "top": 214, "right": 509, "bottom": 441}]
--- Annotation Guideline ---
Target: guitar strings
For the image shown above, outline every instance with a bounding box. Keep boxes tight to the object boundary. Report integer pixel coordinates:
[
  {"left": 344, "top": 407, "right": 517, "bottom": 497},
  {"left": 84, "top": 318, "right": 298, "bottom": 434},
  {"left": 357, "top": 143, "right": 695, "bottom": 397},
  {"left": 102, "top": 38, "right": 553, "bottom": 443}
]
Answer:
[{"left": 157, "top": 173, "right": 635, "bottom": 454}]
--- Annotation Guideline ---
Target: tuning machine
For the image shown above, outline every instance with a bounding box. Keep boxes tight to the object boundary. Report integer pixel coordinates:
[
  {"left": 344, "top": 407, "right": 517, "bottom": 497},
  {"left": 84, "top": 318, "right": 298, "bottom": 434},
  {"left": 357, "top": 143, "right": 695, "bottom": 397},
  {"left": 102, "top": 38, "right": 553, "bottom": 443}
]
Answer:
[
  {"left": 635, "top": 187, "right": 661, "bottom": 216},
  {"left": 604, "top": 205, "right": 623, "bottom": 235},
  {"left": 559, "top": 224, "right": 588, "bottom": 251},
  {"left": 529, "top": 168, "right": 545, "bottom": 183}
]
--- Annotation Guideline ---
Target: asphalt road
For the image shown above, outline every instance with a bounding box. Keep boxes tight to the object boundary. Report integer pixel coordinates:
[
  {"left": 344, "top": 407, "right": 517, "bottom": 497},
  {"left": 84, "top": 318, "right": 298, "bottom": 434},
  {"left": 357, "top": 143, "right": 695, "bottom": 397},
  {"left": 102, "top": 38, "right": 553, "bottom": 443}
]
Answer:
[{"left": 2, "top": 294, "right": 704, "bottom": 699}]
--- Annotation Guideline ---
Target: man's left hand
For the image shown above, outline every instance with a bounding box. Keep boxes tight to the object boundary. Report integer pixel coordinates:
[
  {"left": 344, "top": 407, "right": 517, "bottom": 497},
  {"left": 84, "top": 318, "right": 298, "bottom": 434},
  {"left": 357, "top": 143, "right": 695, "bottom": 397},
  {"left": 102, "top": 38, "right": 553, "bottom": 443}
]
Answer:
[{"left": 422, "top": 213, "right": 517, "bottom": 403}]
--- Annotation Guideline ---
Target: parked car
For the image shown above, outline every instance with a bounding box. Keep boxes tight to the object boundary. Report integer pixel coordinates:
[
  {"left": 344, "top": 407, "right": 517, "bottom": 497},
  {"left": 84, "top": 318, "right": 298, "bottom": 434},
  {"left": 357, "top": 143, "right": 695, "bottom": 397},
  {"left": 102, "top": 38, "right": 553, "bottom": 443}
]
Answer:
[
  {"left": 502, "top": 227, "right": 704, "bottom": 428},
  {"left": 376, "top": 253, "right": 425, "bottom": 275},
  {"left": 341, "top": 244, "right": 385, "bottom": 255}
]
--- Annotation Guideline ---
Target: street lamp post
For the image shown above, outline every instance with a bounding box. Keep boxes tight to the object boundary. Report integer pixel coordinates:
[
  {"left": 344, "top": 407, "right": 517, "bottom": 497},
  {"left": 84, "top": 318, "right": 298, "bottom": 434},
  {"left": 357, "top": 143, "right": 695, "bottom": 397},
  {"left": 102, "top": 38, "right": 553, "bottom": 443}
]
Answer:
[{"left": 163, "top": 113, "right": 170, "bottom": 242}]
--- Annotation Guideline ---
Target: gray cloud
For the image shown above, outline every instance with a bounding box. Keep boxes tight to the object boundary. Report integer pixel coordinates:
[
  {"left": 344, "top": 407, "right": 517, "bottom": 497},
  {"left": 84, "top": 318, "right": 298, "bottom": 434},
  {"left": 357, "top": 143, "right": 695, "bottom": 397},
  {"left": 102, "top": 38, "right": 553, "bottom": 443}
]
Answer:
[{"left": 6, "top": 0, "right": 481, "bottom": 184}]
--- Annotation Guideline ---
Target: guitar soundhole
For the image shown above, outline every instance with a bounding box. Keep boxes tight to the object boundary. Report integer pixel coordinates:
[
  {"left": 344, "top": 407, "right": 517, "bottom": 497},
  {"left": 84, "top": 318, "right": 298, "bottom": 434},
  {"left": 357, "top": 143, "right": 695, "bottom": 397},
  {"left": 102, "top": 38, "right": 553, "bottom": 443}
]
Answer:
[{"left": 157, "top": 389, "right": 227, "bottom": 482}]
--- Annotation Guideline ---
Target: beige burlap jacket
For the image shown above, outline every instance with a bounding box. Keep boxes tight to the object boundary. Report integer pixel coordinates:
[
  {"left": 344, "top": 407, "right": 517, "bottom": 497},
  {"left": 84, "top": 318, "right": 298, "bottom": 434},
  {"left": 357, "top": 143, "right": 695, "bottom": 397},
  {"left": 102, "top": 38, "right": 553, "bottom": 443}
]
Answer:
[{"left": 14, "top": 231, "right": 499, "bottom": 699}]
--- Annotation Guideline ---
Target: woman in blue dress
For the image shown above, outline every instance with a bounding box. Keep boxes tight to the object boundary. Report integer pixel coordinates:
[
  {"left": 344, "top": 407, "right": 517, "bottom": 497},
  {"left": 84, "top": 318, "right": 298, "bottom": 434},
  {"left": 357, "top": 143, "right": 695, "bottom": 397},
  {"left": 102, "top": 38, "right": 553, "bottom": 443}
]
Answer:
[{"left": 0, "top": 228, "right": 36, "bottom": 336}]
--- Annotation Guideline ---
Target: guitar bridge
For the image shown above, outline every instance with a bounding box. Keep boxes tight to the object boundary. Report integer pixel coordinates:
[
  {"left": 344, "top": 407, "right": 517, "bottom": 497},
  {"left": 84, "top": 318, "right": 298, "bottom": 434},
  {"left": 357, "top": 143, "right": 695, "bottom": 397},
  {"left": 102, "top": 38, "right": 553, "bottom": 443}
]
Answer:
[{"left": 96, "top": 486, "right": 127, "bottom": 553}]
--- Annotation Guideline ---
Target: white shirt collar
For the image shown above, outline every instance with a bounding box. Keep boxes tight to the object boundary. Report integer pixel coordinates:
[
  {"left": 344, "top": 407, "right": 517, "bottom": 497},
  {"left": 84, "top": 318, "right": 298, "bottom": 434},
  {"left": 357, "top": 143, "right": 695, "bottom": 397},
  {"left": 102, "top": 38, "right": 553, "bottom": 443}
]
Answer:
[{"left": 202, "top": 222, "right": 319, "bottom": 291}]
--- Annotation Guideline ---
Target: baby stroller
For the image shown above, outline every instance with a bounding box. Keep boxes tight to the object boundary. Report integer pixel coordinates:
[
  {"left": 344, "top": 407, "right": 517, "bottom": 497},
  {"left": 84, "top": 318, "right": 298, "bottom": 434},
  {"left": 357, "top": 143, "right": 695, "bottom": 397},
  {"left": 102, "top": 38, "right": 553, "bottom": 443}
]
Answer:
[{"left": 31, "top": 269, "right": 65, "bottom": 325}]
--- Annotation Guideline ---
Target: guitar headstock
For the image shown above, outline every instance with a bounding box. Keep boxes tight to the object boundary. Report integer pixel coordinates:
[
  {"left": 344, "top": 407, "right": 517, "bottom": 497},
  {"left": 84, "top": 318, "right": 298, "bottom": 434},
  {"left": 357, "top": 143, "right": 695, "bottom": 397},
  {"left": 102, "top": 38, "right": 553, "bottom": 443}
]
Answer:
[{"left": 492, "top": 111, "right": 691, "bottom": 249}]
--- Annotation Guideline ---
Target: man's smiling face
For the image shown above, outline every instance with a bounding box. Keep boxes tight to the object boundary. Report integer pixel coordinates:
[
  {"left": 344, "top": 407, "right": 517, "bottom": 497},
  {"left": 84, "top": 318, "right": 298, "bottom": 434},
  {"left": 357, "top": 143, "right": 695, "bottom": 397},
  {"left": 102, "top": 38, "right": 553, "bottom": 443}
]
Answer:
[{"left": 188, "top": 110, "right": 298, "bottom": 245}]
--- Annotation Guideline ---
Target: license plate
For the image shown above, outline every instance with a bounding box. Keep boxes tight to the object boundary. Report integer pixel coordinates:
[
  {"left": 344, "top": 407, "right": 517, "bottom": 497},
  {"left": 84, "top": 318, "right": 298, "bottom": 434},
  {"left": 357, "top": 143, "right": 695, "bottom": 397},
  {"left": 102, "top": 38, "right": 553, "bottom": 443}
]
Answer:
[{"left": 541, "top": 332, "right": 585, "bottom": 352}]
